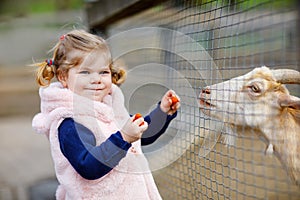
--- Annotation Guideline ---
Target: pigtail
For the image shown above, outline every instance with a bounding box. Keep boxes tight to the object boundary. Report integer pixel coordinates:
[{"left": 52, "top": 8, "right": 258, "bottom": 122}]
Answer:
[
  {"left": 111, "top": 66, "right": 126, "bottom": 86},
  {"left": 34, "top": 60, "right": 55, "bottom": 87}
]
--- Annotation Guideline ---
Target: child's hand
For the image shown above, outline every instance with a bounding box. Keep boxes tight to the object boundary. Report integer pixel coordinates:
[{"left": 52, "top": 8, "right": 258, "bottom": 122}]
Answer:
[
  {"left": 133, "top": 113, "right": 144, "bottom": 126},
  {"left": 160, "top": 90, "right": 181, "bottom": 115},
  {"left": 120, "top": 114, "right": 148, "bottom": 143}
]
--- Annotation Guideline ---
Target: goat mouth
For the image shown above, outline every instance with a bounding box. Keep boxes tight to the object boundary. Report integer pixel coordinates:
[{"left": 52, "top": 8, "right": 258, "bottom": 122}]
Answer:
[{"left": 199, "top": 98, "right": 215, "bottom": 108}]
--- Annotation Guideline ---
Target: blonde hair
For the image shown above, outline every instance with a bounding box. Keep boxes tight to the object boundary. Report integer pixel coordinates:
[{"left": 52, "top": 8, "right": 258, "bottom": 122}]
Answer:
[{"left": 34, "top": 29, "right": 126, "bottom": 86}]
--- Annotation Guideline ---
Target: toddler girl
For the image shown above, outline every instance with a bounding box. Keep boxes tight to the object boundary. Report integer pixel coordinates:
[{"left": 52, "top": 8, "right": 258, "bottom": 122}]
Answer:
[{"left": 32, "top": 29, "right": 180, "bottom": 200}]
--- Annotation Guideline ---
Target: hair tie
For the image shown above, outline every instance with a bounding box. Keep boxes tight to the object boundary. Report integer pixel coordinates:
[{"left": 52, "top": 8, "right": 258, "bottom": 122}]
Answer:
[
  {"left": 60, "top": 34, "right": 66, "bottom": 40},
  {"left": 46, "top": 59, "right": 54, "bottom": 66}
]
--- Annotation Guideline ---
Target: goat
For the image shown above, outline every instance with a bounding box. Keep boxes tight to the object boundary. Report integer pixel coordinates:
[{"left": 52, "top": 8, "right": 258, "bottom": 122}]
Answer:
[{"left": 199, "top": 66, "right": 300, "bottom": 185}]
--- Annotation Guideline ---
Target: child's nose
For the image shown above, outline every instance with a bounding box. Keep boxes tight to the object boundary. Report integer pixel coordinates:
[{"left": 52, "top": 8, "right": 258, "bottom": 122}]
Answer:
[{"left": 90, "top": 73, "right": 101, "bottom": 83}]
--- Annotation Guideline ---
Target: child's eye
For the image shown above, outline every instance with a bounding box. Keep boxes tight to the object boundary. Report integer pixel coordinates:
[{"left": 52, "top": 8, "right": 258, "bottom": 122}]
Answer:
[
  {"left": 79, "top": 71, "right": 90, "bottom": 74},
  {"left": 99, "top": 70, "right": 110, "bottom": 75}
]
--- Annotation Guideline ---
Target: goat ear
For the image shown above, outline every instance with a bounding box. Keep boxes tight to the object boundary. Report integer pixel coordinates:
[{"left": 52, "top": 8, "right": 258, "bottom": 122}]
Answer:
[{"left": 278, "top": 94, "right": 300, "bottom": 110}]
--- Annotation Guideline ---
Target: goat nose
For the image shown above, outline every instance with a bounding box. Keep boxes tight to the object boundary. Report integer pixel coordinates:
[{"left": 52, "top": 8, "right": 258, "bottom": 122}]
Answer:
[{"left": 202, "top": 87, "right": 210, "bottom": 94}]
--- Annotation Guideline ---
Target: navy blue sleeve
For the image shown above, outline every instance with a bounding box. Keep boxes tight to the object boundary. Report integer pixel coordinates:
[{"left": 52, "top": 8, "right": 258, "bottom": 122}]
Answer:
[
  {"left": 58, "top": 118, "right": 131, "bottom": 180},
  {"left": 141, "top": 103, "right": 177, "bottom": 146}
]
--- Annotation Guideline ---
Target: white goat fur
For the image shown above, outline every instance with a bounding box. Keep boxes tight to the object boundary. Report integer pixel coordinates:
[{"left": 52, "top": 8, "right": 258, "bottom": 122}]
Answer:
[{"left": 199, "top": 66, "right": 300, "bottom": 185}]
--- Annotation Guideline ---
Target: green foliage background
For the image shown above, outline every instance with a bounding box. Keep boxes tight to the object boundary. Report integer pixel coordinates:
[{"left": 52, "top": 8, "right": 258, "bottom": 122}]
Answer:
[{"left": 0, "top": 0, "right": 83, "bottom": 17}]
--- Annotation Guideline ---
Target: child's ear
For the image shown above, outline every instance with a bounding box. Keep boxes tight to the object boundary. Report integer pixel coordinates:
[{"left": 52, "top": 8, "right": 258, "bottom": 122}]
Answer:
[{"left": 57, "top": 72, "right": 68, "bottom": 88}]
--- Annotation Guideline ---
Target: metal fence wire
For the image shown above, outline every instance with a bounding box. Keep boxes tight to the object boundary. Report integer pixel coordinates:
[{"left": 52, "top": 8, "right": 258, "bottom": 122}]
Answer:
[{"left": 88, "top": 0, "right": 300, "bottom": 199}]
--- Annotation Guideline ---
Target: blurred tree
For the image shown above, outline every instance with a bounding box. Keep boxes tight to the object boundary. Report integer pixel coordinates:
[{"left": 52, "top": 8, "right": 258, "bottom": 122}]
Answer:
[
  {"left": 56, "top": 0, "right": 72, "bottom": 10},
  {"left": 0, "top": 0, "right": 27, "bottom": 16}
]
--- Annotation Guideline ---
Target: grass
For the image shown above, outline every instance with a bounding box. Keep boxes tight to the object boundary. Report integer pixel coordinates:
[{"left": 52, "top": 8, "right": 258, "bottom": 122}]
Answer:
[
  {"left": 0, "top": 0, "right": 84, "bottom": 17},
  {"left": 29, "top": 0, "right": 84, "bottom": 13}
]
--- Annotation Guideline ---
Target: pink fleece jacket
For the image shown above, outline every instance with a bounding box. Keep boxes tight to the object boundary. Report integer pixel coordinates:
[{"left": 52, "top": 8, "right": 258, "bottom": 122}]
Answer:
[{"left": 32, "top": 82, "right": 162, "bottom": 200}]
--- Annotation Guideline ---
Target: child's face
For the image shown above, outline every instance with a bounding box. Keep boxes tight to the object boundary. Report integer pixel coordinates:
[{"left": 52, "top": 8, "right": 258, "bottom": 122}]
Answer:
[{"left": 61, "top": 50, "right": 112, "bottom": 102}]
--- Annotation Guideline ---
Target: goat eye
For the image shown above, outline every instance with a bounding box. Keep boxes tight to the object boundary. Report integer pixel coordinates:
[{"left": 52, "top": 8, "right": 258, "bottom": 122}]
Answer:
[{"left": 250, "top": 85, "right": 260, "bottom": 93}]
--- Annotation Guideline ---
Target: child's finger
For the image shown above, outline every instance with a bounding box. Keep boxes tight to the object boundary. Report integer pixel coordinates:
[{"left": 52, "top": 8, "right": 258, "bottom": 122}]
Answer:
[
  {"left": 132, "top": 113, "right": 145, "bottom": 126},
  {"left": 133, "top": 113, "right": 142, "bottom": 122},
  {"left": 165, "top": 90, "right": 175, "bottom": 100},
  {"left": 139, "top": 121, "right": 148, "bottom": 132},
  {"left": 166, "top": 89, "right": 174, "bottom": 96},
  {"left": 133, "top": 117, "right": 145, "bottom": 126},
  {"left": 173, "top": 102, "right": 180, "bottom": 110}
]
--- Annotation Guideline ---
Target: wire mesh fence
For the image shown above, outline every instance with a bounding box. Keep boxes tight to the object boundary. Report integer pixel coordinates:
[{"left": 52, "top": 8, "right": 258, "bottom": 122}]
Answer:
[{"left": 88, "top": 0, "right": 299, "bottom": 199}]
